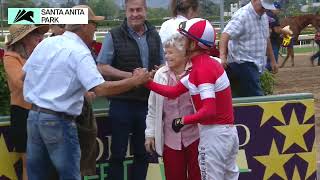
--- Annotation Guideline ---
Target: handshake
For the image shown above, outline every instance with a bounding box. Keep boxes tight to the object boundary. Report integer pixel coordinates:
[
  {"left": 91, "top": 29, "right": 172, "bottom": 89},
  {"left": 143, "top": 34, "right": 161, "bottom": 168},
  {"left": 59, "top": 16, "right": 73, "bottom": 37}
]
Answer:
[
  {"left": 130, "top": 65, "right": 161, "bottom": 87},
  {"left": 131, "top": 68, "right": 151, "bottom": 86}
]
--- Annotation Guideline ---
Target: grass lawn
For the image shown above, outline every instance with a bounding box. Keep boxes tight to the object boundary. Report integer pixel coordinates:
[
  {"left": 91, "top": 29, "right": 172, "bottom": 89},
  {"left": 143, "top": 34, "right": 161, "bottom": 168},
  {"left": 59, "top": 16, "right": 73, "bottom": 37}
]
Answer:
[
  {"left": 294, "top": 46, "right": 318, "bottom": 53},
  {"left": 96, "top": 37, "right": 104, "bottom": 43},
  {"left": 279, "top": 46, "right": 318, "bottom": 55}
]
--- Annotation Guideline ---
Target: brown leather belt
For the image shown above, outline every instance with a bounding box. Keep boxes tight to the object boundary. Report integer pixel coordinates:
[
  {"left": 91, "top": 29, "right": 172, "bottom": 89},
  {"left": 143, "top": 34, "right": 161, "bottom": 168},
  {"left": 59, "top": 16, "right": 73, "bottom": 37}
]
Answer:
[{"left": 31, "top": 104, "right": 76, "bottom": 121}]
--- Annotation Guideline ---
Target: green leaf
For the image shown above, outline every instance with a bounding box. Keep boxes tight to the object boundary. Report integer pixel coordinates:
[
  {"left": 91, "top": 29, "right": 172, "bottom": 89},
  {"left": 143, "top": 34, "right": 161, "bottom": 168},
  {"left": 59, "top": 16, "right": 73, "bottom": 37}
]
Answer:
[
  {"left": 0, "top": 62, "right": 10, "bottom": 115},
  {"left": 260, "top": 71, "right": 275, "bottom": 95}
]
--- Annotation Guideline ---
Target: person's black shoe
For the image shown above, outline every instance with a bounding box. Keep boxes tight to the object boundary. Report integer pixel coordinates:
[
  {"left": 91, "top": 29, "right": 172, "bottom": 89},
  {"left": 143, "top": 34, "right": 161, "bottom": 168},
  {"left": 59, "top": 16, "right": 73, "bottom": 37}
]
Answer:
[{"left": 310, "top": 56, "right": 315, "bottom": 66}]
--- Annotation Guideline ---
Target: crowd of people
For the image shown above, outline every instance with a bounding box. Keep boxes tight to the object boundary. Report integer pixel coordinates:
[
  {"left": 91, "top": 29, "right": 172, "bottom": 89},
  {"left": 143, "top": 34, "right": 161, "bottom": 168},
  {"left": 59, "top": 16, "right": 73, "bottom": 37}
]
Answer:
[{"left": 0, "top": 0, "right": 318, "bottom": 180}]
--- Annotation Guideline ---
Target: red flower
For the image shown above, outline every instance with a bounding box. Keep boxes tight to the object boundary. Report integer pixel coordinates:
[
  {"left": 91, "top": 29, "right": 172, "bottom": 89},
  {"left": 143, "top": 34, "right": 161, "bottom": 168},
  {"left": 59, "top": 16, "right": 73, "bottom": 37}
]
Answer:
[
  {"left": 0, "top": 48, "right": 4, "bottom": 61},
  {"left": 92, "top": 41, "right": 102, "bottom": 56}
]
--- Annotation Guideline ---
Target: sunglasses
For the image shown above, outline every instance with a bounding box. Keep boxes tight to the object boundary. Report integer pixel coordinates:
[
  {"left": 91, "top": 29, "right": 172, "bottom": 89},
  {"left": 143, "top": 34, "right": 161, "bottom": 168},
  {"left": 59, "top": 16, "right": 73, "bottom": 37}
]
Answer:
[{"left": 178, "top": 21, "right": 214, "bottom": 48}]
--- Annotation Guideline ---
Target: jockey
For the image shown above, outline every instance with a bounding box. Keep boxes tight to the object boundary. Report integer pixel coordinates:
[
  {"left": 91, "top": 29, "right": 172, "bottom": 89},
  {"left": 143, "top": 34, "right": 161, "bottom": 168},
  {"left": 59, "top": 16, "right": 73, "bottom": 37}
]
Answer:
[{"left": 145, "top": 18, "right": 239, "bottom": 180}]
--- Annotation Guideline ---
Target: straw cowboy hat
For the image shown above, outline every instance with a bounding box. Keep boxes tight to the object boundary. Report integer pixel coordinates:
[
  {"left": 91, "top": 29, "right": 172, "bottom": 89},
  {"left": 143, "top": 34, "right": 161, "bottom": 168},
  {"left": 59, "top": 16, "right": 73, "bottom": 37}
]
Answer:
[
  {"left": 6, "top": 24, "right": 49, "bottom": 46},
  {"left": 72, "top": 5, "right": 105, "bottom": 22}
]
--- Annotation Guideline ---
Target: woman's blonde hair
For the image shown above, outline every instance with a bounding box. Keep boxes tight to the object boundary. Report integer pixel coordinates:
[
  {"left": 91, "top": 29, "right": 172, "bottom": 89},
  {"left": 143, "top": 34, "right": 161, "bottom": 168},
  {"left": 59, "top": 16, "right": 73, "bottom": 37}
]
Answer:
[{"left": 163, "top": 33, "right": 186, "bottom": 51}]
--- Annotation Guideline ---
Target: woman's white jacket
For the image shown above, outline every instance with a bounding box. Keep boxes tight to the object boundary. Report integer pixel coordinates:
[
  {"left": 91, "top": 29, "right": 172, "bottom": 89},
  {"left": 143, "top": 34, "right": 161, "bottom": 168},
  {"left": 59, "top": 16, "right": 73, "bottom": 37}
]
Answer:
[{"left": 145, "top": 66, "right": 169, "bottom": 156}]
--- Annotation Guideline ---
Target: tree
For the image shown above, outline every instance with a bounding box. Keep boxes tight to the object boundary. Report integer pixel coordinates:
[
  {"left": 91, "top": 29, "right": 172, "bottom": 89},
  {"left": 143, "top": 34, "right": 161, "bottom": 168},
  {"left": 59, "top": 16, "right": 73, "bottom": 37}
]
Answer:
[
  {"left": 88, "top": 0, "right": 120, "bottom": 19},
  {"left": 60, "top": 0, "right": 77, "bottom": 8},
  {"left": 0, "top": 63, "right": 10, "bottom": 115},
  {"left": 281, "top": 2, "right": 303, "bottom": 17},
  {"left": 37, "top": 1, "right": 51, "bottom": 8},
  {"left": 79, "top": 0, "right": 88, "bottom": 5},
  {"left": 147, "top": 8, "right": 170, "bottom": 19},
  {"left": 7, "top": 0, "right": 34, "bottom": 7},
  {"left": 199, "top": 0, "right": 220, "bottom": 17},
  {"left": 3, "top": 0, "right": 35, "bottom": 19}
]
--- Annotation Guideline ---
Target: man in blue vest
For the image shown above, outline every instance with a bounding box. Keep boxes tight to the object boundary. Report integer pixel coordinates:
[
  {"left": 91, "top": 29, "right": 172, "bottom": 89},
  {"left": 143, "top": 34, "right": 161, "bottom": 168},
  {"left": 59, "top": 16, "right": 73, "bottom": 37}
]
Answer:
[{"left": 97, "top": 0, "right": 164, "bottom": 179}]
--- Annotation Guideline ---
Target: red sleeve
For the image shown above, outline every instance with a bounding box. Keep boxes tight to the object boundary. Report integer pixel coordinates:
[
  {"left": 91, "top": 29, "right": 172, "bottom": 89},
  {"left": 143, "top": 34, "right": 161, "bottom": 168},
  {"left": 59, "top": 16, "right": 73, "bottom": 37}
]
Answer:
[
  {"left": 183, "top": 98, "right": 216, "bottom": 124},
  {"left": 145, "top": 80, "right": 188, "bottom": 99}
]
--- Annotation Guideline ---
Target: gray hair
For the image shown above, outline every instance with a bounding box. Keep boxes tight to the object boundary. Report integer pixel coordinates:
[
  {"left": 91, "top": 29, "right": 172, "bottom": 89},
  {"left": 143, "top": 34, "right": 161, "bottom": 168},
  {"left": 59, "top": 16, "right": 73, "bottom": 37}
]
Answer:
[
  {"left": 163, "top": 33, "right": 186, "bottom": 51},
  {"left": 65, "top": 24, "right": 82, "bottom": 33},
  {"left": 6, "top": 42, "right": 28, "bottom": 59}
]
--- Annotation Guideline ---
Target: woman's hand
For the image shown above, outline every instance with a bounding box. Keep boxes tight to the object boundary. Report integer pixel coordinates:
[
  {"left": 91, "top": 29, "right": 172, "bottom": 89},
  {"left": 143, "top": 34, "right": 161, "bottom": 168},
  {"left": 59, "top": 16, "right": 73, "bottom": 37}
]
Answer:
[{"left": 144, "top": 137, "right": 156, "bottom": 154}]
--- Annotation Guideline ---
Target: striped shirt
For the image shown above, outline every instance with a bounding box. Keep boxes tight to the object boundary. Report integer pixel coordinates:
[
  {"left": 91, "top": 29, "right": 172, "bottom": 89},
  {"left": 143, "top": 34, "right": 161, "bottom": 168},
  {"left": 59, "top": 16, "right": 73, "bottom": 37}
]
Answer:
[
  {"left": 146, "top": 54, "right": 234, "bottom": 125},
  {"left": 163, "top": 68, "right": 199, "bottom": 150},
  {"left": 223, "top": 2, "right": 269, "bottom": 72},
  {"left": 180, "top": 54, "right": 234, "bottom": 125}
]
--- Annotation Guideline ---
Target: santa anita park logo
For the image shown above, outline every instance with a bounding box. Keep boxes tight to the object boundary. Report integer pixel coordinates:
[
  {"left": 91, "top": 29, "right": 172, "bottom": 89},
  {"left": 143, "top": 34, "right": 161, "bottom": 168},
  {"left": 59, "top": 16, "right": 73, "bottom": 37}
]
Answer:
[{"left": 8, "top": 8, "right": 88, "bottom": 24}]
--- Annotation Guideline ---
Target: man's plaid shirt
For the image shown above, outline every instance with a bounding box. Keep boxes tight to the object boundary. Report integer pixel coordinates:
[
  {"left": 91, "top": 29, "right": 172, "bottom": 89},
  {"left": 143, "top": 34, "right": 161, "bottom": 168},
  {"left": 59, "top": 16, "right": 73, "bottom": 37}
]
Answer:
[{"left": 223, "top": 2, "right": 270, "bottom": 72}]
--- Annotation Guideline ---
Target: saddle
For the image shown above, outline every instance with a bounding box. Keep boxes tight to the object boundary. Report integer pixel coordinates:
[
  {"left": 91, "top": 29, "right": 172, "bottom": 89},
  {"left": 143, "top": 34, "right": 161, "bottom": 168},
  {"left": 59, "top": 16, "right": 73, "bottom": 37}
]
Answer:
[{"left": 281, "top": 35, "right": 293, "bottom": 47}]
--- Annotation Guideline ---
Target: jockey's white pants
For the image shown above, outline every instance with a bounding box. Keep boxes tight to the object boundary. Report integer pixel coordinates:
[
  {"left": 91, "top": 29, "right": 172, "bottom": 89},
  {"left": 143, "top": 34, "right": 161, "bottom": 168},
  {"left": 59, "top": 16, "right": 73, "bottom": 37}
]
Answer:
[{"left": 198, "top": 124, "right": 239, "bottom": 180}]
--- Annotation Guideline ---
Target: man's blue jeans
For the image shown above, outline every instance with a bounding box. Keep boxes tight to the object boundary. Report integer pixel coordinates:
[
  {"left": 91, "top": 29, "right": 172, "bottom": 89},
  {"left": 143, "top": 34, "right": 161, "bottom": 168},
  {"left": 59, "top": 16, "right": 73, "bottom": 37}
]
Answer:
[
  {"left": 27, "top": 110, "right": 81, "bottom": 180},
  {"left": 227, "top": 62, "right": 263, "bottom": 97},
  {"left": 266, "top": 43, "right": 280, "bottom": 71},
  {"left": 311, "top": 44, "right": 320, "bottom": 66},
  {"left": 108, "top": 99, "right": 148, "bottom": 180}
]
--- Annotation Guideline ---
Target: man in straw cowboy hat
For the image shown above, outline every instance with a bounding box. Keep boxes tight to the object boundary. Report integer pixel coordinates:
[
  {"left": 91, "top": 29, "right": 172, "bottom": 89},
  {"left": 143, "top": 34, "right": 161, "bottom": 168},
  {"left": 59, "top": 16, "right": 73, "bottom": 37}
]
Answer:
[
  {"left": 22, "top": 5, "right": 150, "bottom": 180},
  {"left": 2, "top": 24, "right": 49, "bottom": 180},
  {"left": 48, "top": 23, "right": 100, "bottom": 176}
]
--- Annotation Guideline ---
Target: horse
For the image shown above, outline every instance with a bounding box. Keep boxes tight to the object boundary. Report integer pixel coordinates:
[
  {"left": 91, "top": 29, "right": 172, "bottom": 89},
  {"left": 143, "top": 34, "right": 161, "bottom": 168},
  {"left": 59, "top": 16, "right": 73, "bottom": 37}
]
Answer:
[{"left": 279, "top": 14, "right": 320, "bottom": 67}]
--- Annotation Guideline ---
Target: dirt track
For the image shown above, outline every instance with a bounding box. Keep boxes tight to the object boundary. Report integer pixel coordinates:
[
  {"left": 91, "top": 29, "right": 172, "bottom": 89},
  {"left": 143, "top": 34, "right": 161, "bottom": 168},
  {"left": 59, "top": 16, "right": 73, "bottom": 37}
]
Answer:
[{"left": 274, "top": 53, "right": 320, "bottom": 121}]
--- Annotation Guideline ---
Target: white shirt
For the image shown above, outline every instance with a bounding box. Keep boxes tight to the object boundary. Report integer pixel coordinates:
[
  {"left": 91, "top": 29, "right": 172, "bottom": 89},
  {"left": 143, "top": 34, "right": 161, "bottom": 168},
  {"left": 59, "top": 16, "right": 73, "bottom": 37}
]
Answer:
[
  {"left": 159, "top": 15, "right": 188, "bottom": 43},
  {"left": 223, "top": 2, "right": 269, "bottom": 72},
  {"left": 23, "top": 31, "right": 105, "bottom": 115}
]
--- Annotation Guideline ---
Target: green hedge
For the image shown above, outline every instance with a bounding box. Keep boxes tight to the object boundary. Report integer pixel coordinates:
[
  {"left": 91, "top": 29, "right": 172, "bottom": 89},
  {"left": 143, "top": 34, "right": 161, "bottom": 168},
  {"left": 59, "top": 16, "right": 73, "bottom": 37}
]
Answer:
[
  {"left": 97, "top": 20, "right": 122, "bottom": 27},
  {"left": 260, "top": 71, "right": 275, "bottom": 95},
  {"left": 0, "top": 36, "right": 5, "bottom": 42},
  {"left": 0, "top": 62, "right": 10, "bottom": 115},
  {"left": 96, "top": 17, "right": 231, "bottom": 28},
  {"left": 97, "top": 18, "right": 167, "bottom": 28},
  {"left": 0, "top": 20, "right": 9, "bottom": 28}
]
